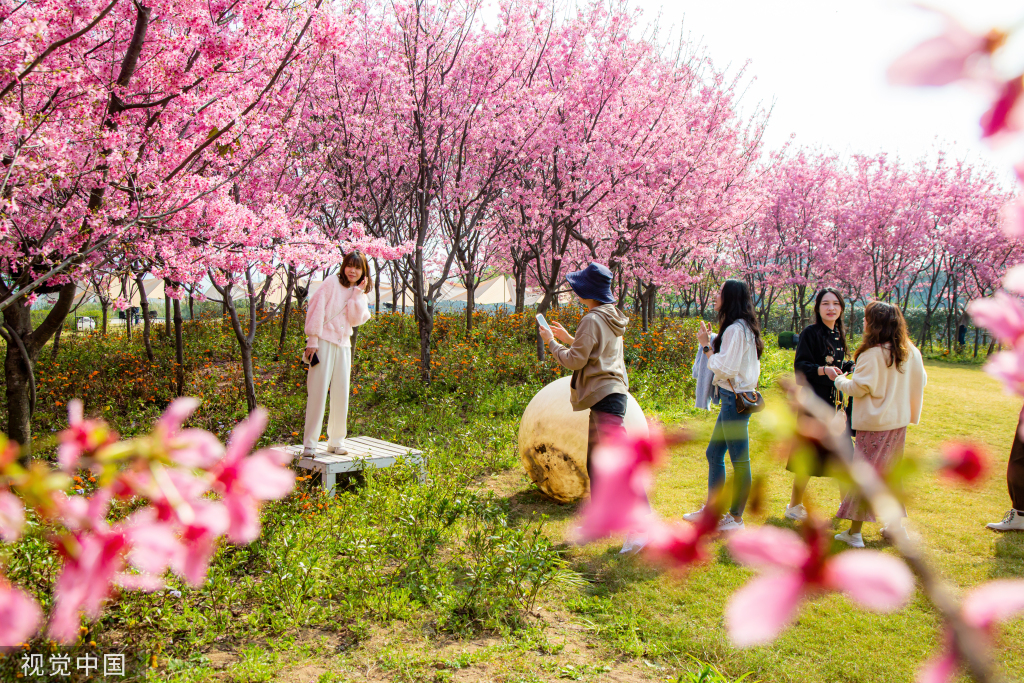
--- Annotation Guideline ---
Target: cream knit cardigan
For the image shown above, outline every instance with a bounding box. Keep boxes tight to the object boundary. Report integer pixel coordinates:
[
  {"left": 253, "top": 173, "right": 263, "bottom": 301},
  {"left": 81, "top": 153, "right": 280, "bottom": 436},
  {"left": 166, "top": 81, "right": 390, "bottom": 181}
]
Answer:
[
  {"left": 834, "top": 343, "right": 927, "bottom": 432},
  {"left": 304, "top": 277, "right": 371, "bottom": 349}
]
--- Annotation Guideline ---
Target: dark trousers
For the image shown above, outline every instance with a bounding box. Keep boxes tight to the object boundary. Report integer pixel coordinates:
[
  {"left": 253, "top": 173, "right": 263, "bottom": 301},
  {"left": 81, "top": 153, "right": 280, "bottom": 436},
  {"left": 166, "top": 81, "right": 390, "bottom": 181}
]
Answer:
[
  {"left": 585, "top": 393, "right": 628, "bottom": 488},
  {"left": 1010, "top": 424, "right": 1024, "bottom": 511}
]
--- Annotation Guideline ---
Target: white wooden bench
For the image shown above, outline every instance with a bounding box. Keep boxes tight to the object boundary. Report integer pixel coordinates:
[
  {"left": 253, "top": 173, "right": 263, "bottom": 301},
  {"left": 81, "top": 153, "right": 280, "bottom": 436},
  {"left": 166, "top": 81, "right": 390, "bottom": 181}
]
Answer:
[{"left": 283, "top": 436, "right": 426, "bottom": 496}]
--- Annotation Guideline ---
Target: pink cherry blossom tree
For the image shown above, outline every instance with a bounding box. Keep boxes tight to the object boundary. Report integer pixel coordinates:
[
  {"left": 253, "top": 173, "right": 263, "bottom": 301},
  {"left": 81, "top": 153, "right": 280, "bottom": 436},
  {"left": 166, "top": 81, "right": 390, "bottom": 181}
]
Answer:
[{"left": 0, "top": 398, "right": 294, "bottom": 645}]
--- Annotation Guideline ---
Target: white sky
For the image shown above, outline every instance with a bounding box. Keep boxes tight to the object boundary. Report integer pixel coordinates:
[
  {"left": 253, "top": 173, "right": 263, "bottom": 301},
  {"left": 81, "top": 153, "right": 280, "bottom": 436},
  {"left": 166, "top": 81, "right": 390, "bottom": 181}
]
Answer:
[{"left": 625, "top": 0, "right": 1024, "bottom": 186}]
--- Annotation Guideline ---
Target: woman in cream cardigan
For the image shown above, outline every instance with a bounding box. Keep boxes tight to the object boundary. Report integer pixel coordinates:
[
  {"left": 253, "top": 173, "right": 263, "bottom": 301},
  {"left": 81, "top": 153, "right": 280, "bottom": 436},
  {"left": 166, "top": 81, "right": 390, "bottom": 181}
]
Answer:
[
  {"left": 301, "top": 251, "right": 373, "bottom": 456},
  {"left": 826, "top": 300, "right": 926, "bottom": 548}
]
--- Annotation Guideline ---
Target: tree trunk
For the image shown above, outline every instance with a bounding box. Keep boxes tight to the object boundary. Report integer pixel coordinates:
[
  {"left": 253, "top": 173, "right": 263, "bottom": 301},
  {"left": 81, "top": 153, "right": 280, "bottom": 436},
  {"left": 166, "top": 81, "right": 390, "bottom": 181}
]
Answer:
[
  {"left": 188, "top": 293, "right": 194, "bottom": 321},
  {"left": 223, "top": 293, "right": 257, "bottom": 412},
  {"left": 640, "top": 284, "right": 650, "bottom": 333},
  {"left": 164, "top": 285, "right": 171, "bottom": 339},
  {"left": 136, "top": 274, "right": 155, "bottom": 362},
  {"left": 418, "top": 314, "right": 433, "bottom": 382},
  {"left": 373, "top": 258, "right": 381, "bottom": 313},
  {"left": 514, "top": 275, "right": 527, "bottom": 315},
  {"left": 51, "top": 325, "right": 62, "bottom": 358},
  {"left": 391, "top": 269, "right": 398, "bottom": 313},
  {"left": 238, "top": 337, "right": 256, "bottom": 412},
  {"left": 465, "top": 275, "right": 476, "bottom": 332},
  {"left": 277, "top": 266, "right": 296, "bottom": 360},
  {"left": 2, "top": 281, "right": 76, "bottom": 457},
  {"left": 173, "top": 298, "right": 185, "bottom": 396},
  {"left": 220, "top": 275, "right": 260, "bottom": 413},
  {"left": 3, "top": 346, "right": 32, "bottom": 454},
  {"left": 101, "top": 301, "right": 108, "bottom": 335}
]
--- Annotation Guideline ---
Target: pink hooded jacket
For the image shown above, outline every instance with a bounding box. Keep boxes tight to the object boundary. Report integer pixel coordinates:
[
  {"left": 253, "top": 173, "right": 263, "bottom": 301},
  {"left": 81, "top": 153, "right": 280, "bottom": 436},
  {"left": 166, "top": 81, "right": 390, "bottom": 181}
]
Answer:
[{"left": 304, "top": 276, "right": 372, "bottom": 349}]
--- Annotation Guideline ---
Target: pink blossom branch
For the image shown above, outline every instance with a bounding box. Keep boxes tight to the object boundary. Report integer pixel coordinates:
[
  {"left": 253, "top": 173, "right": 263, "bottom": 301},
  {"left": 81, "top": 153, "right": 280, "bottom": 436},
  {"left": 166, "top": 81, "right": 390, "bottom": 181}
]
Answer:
[{"left": 786, "top": 380, "right": 998, "bottom": 683}]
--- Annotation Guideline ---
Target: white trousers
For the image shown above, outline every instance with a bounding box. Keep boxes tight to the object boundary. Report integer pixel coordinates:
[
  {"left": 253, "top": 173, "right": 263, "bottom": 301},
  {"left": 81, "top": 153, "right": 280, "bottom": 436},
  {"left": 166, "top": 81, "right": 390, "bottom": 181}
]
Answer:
[{"left": 303, "top": 341, "right": 351, "bottom": 450}]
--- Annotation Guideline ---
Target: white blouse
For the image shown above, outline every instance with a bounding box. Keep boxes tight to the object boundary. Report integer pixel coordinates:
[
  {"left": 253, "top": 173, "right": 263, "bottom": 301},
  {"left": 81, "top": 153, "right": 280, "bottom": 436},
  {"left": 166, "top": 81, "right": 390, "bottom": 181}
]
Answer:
[{"left": 707, "top": 320, "right": 761, "bottom": 393}]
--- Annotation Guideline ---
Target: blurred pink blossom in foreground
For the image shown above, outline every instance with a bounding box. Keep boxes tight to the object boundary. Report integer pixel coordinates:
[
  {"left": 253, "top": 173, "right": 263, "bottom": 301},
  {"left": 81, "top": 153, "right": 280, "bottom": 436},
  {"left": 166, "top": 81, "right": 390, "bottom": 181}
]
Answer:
[
  {"left": 574, "top": 427, "right": 664, "bottom": 543},
  {"left": 0, "top": 397, "right": 295, "bottom": 645},
  {"left": 887, "top": 12, "right": 1001, "bottom": 87},
  {"left": 938, "top": 442, "right": 989, "bottom": 484},
  {"left": 917, "top": 579, "right": 1024, "bottom": 683},
  {"left": 725, "top": 524, "right": 914, "bottom": 647}
]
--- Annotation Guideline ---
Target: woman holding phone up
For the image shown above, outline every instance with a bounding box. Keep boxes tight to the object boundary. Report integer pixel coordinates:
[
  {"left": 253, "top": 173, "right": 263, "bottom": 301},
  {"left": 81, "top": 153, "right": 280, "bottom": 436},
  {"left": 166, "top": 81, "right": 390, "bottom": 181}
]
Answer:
[
  {"left": 685, "top": 280, "right": 764, "bottom": 532},
  {"left": 301, "top": 251, "right": 373, "bottom": 456}
]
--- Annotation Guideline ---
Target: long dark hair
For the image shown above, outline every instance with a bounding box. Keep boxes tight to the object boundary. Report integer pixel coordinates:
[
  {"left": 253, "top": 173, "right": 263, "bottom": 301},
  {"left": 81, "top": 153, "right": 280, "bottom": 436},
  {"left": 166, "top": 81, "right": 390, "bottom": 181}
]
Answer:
[
  {"left": 814, "top": 287, "right": 847, "bottom": 353},
  {"left": 854, "top": 300, "right": 910, "bottom": 370},
  {"left": 338, "top": 251, "right": 370, "bottom": 289},
  {"left": 712, "top": 279, "right": 764, "bottom": 359}
]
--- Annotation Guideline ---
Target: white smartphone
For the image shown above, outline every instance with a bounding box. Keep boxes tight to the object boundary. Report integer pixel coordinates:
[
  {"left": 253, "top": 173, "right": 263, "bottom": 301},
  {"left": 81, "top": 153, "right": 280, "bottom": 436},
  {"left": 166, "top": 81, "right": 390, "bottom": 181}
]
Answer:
[{"left": 535, "top": 313, "right": 550, "bottom": 330}]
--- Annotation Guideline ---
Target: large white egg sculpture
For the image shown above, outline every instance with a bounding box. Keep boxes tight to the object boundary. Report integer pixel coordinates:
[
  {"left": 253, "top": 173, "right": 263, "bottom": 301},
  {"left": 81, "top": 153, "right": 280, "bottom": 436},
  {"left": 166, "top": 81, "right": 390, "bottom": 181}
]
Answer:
[{"left": 519, "top": 376, "right": 649, "bottom": 503}]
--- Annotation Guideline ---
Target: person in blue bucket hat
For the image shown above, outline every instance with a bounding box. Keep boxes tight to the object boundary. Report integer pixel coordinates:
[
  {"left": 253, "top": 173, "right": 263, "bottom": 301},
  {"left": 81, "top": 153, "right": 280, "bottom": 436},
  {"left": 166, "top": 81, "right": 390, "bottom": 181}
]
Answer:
[{"left": 539, "top": 263, "right": 646, "bottom": 553}]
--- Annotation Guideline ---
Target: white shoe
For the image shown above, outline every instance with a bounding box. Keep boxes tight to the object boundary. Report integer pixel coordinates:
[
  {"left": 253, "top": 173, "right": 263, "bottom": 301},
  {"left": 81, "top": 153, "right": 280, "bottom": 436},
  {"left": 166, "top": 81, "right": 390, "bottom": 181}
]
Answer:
[
  {"left": 835, "top": 530, "right": 865, "bottom": 548},
  {"left": 717, "top": 514, "right": 745, "bottom": 532},
  {"left": 300, "top": 448, "right": 315, "bottom": 457},
  {"left": 881, "top": 520, "right": 915, "bottom": 544},
  {"left": 619, "top": 532, "right": 648, "bottom": 554},
  {"left": 327, "top": 444, "right": 348, "bottom": 455},
  {"left": 987, "top": 509, "right": 1024, "bottom": 531},
  {"left": 785, "top": 504, "right": 808, "bottom": 522},
  {"left": 682, "top": 506, "right": 707, "bottom": 523}
]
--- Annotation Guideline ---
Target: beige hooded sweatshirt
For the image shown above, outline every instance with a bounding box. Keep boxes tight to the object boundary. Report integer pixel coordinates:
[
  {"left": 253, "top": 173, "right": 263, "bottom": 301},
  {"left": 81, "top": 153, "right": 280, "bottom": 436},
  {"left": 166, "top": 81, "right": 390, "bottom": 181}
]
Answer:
[{"left": 547, "top": 304, "right": 629, "bottom": 410}]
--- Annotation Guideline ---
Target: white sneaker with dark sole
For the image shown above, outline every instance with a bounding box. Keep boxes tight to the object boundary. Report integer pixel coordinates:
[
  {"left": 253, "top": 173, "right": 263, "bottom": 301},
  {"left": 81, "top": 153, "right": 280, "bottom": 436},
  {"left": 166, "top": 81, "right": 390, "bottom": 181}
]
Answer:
[
  {"left": 619, "top": 532, "right": 648, "bottom": 554},
  {"left": 682, "top": 507, "right": 707, "bottom": 523},
  {"left": 835, "top": 530, "right": 865, "bottom": 548},
  {"left": 328, "top": 445, "right": 348, "bottom": 455},
  {"left": 785, "top": 504, "right": 808, "bottom": 522},
  {"left": 717, "top": 514, "right": 745, "bottom": 532},
  {"left": 987, "top": 509, "right": 1024, "bottom": 531}
]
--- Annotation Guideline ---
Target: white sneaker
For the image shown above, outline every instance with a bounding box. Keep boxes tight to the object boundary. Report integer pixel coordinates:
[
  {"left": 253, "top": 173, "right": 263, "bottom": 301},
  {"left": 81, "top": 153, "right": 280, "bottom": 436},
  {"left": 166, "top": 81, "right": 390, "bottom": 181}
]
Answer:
[
  {"left": 717, "top": 514, "right": 745, "bottom": 532},
  {"left": 619, "top": 532, "right": 648, "bottom": 554},
  {"left": 682, "top": 506, "right": 707, "bottom": 522},
  {"left": 987, "top": 509, "right": 1024, "bottom": 531},
  {"left": 300, "top": 448, "right": 315, "bottom": 457},
  {"left": 881, "top": 520, "right": 916, "bottom": 544},
  {"left": 835, "top": 530, "right": 865, "bottom": 548},
  {"left": 328, "top": 444, "right": 348, "bottom": 455},
  {"left": 785, "top": 504, "right": 808, "bottom": 522}
]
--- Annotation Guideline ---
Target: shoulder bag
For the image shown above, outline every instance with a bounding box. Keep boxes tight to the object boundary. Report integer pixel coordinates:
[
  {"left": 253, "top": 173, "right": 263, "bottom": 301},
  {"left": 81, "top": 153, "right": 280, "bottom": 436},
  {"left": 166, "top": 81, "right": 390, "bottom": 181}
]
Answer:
[{"left": 728, "top": 379, "right": 765, "bottom": 414}]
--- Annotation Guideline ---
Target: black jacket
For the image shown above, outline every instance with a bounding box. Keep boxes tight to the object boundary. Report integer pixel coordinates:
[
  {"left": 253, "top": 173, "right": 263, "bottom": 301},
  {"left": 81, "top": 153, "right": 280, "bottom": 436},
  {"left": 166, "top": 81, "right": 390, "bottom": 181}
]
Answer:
[{"left": 794, "top": 322, "right": 854, "bottom": 407}]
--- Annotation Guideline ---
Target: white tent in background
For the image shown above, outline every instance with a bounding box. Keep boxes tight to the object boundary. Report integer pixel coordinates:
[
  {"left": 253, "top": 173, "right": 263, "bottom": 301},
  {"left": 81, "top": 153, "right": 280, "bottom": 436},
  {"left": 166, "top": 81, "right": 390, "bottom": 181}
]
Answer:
[
  {"left": 449, "top": 276, "right": 513, "bottom": 305},
  {"left": 258, "top": 273, "right": 289, "bottom": 306},
  {"left": 202, "top": 284, "right": 224, "bottom": 303},
  {"left": 374, "top": 283, "right": 417, "bottom": 308},
  {"left": 127, "top": 278, "right": 164, "bottom": 306},
  {"left": 71, "top": 285, "right": 96, "bottom": 307},
  {"left": 511, "top": 287, "right": 542, "bottom": 307},
  {"left": 436, "top": 281, "right": 467, "bottom": 302}
]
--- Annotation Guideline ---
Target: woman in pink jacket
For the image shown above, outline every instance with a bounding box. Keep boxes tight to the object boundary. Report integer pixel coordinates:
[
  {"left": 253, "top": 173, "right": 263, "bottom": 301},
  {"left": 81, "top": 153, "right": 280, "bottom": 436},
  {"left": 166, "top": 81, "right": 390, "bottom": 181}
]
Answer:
[{"left": 302, "top": 251, "right": 373, "bottom": 456}]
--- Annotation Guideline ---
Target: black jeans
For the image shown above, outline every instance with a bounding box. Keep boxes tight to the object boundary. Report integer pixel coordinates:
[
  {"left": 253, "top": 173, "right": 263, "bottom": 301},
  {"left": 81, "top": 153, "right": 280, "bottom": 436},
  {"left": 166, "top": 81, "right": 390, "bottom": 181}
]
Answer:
[{"left": 585, "top": 393, "right": 628, "bottom": 488}]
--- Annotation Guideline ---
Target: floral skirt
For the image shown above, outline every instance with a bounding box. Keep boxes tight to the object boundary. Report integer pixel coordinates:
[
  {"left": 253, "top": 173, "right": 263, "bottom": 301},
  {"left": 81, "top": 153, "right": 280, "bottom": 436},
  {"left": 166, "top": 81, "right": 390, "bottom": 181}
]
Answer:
[{"left": 836, "top": 427, "right": 907, "bottom": 522}]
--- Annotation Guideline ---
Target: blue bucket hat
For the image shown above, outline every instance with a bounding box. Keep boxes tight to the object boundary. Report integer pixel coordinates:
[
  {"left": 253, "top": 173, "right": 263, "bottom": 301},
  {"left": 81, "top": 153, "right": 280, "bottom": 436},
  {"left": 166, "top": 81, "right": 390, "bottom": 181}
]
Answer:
[{"left": 566, "top": 262, "right": 616, "bottom": 305}]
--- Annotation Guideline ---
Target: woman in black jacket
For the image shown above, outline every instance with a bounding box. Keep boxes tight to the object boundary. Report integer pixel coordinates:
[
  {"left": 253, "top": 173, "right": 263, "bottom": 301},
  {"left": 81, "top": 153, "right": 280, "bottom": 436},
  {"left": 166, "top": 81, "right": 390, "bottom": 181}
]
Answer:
[{"left": 785, "top": 287, "right": 854, "bottom": 521}]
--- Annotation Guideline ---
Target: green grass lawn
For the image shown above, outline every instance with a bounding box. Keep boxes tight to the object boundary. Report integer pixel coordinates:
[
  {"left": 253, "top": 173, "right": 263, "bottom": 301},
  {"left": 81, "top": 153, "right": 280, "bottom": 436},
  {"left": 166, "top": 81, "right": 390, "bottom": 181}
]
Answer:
[
  {"left": 4, "top": 313, "right": 1022, "bottom": 683},
  {"left": 514, "top": 357, "right": 1024, "bottom": 683}
]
